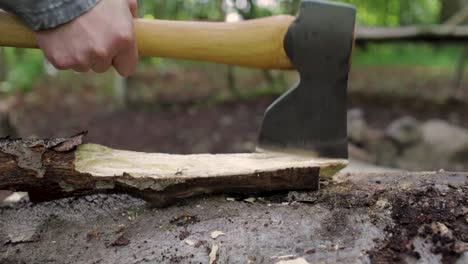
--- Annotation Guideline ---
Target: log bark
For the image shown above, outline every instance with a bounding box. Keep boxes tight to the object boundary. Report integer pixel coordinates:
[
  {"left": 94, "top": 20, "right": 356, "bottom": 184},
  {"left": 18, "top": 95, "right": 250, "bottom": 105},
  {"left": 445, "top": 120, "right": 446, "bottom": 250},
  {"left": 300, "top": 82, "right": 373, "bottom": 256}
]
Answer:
[
  {"left": 356, "top": 25, "right": 468, "bottom": 43},
  {"left": 0, "top": 133, "right": 346, "bottom": 207}
]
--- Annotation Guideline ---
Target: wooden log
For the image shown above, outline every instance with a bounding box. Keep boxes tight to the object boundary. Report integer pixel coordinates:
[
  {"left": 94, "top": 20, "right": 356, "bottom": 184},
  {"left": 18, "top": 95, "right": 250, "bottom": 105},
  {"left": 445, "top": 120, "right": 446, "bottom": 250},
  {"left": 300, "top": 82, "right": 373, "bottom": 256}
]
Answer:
[
  {"left": 0, "top": 133, "right": 347, "bottom": 207},
  {"left": 356, "top": 25, "right": 468, "bottom": 43}
]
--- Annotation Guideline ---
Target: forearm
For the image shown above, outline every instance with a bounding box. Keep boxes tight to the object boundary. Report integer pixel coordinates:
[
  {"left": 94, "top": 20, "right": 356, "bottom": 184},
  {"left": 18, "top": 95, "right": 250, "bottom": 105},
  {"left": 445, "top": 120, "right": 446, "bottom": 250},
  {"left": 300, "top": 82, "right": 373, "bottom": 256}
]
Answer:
[{"left": 0, "top": 0, "right": 99, "bottom": 31}]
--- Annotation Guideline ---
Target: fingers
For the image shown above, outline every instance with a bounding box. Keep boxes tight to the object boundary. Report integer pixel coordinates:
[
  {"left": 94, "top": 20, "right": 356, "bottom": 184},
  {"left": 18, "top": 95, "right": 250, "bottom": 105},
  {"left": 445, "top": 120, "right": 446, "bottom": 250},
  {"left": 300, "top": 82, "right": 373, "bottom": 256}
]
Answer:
[
  {"left": 112, "top": 41, "right": 138, "bottom": 76},
  {"left": 92, "top": 59, "right": 113, "bottom": 73},
  {"left": 112, "top": 0, "right": 139, "bottom": 76},
  {"left": 128, "top": 0, "right": 138, "bottom": 18},
  {"left": 35, "top": 0, "right": 139, "bottom": 76}
]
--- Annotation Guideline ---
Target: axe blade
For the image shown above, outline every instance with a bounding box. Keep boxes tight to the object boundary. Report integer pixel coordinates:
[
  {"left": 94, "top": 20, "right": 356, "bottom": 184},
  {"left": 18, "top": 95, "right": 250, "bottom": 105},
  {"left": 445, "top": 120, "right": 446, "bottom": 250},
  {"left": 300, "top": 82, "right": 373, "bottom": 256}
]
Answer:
[{"left": 257, "top": 0, "right": 356, "bottom": 159}]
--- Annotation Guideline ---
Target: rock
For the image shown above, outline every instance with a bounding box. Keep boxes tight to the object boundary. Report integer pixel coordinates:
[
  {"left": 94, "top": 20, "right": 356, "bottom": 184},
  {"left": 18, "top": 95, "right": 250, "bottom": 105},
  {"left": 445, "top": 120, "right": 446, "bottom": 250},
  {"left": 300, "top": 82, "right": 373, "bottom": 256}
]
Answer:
[
  {"left": 349, "top": 143, "right": 370, "bottom": 161},
  {"left": 421, "top": 120, "right": 468, "bottom": 155},
  {"left": 397, "top": 144, "right": 435, "bottom": 170},
  {"left": 385, "top": 116, "right": 421, "bottom": 147},
  {"left": 367, "top": 138, "right": 399, "bottom": 167},
  {"left": 347, "top": 109, "right": 367, "bottom": 144},
  {"left": 393, "top": 119, "right": 468, "bottom": 170}
]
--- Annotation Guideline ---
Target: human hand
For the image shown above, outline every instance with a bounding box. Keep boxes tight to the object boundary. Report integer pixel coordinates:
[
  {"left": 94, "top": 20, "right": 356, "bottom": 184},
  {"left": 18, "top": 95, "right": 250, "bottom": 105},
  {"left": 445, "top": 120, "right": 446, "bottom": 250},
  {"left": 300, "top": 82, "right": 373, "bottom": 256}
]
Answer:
[{"left": 34, "top": 0, "right": 138, "bottom": 76}]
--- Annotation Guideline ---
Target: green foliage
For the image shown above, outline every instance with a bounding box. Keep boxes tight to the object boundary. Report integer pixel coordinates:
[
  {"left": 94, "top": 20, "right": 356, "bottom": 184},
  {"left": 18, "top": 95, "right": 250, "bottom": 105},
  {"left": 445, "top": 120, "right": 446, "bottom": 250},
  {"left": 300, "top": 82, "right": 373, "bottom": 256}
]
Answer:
[
  {"left": 139, "top": 0, "right": 223, "bottom": 20},
  {"left": 354, "top": 44, "right": 462, "bottom": 68},
  {"left": 1, "top": 48, "right": 44, "bottom": 93},
  {"left": 336, "top": 0, "right": 441, "bottom": 26}
]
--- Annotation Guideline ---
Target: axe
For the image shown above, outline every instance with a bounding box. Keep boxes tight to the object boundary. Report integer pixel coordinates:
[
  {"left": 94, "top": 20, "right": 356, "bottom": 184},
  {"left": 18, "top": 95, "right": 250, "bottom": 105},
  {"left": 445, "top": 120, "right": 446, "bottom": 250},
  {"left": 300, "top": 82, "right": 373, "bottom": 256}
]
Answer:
[{"left": 0, "top": 0, "right": 356, "bottom": 205}]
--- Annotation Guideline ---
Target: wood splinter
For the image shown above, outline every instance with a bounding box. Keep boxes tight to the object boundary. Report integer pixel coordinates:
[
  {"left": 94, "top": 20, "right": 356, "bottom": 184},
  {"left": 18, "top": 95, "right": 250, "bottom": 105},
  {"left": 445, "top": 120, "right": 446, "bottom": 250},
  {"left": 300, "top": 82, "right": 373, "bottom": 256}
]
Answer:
[{"left": 0, "top": 133, "right": 347, "bottom": 207}]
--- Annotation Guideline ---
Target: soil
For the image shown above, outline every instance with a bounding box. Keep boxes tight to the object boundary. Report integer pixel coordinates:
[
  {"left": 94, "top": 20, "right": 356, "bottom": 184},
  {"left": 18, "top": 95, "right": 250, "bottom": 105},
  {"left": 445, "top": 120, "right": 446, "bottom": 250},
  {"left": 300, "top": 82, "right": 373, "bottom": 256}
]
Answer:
[{"left": 0, "top": 171, "right": 466, "bottom": 263}]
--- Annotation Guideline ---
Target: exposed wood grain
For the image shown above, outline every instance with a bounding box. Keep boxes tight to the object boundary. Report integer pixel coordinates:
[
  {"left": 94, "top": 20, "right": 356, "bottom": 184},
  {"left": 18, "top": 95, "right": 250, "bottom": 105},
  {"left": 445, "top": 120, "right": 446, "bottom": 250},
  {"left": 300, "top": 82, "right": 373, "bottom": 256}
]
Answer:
[{"left": 0, "top": 136, "right": 346, "bottom": 207}]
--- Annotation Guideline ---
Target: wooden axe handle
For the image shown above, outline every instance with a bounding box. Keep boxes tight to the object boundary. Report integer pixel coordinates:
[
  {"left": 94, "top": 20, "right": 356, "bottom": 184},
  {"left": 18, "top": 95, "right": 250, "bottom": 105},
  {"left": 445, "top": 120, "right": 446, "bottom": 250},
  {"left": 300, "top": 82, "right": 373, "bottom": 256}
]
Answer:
[{"left": 0, "top": 12, "right": 294, "bottom": 69}]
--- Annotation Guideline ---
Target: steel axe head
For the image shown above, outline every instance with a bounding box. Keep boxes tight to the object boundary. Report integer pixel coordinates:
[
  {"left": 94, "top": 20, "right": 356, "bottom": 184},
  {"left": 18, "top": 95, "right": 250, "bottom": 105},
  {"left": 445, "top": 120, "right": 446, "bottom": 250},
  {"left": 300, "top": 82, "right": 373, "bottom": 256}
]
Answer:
[{"left": 257, "top": 0, "right": 356, "bottom": 159}]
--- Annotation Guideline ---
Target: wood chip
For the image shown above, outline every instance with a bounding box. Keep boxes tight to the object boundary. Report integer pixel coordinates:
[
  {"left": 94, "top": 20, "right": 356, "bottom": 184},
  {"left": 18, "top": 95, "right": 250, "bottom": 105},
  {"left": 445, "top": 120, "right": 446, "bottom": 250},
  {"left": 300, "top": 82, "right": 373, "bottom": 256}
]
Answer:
[
  {"left": 244, "top": 197, "right": 256, "bottom": 203},
  {"left": 210, "top": 231, "right": 225, "bottom": 239},
  {"left": 184, "top": 239, "right": 196, "bottom": 246},
  {"left": 276, "top": 257, "right": 310, "bottom": 264},
  {"left": 271, "top": 255, "right": 295, "bottom": 260},
  {"left": 209, "top": 243, "right": 219, "bottom": 264}
]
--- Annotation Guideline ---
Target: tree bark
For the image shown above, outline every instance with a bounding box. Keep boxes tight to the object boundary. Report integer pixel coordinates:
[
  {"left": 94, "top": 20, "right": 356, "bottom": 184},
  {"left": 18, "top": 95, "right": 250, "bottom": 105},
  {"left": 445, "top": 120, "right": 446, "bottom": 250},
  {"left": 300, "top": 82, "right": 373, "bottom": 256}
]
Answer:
[{"left": 0, "top": 133, "right": 345, "bottom": 207}]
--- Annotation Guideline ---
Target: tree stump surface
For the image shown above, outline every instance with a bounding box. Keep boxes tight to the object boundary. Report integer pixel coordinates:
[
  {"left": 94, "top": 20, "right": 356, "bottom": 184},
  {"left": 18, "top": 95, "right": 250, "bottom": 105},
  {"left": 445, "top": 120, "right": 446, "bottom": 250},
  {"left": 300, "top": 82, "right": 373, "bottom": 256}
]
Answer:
[{"left": 0, "top": 170, "right": 466, "bottom": 264}]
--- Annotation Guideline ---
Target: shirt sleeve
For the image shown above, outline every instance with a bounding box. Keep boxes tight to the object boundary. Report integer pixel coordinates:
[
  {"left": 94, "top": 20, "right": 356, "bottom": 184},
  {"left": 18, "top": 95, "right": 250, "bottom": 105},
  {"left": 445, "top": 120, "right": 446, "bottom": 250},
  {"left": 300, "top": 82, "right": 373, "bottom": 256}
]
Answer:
[{"left": 0, "top": 0, "right": 99, "bottom": 31}]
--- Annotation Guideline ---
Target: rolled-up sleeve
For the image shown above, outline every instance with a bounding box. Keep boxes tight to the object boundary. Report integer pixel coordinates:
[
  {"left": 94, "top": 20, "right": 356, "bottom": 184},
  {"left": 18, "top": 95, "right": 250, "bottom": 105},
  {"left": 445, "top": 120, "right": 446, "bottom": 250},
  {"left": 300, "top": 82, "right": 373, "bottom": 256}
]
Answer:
[{"left": 0, "top": 0, "right": 99, "bottom": 31}]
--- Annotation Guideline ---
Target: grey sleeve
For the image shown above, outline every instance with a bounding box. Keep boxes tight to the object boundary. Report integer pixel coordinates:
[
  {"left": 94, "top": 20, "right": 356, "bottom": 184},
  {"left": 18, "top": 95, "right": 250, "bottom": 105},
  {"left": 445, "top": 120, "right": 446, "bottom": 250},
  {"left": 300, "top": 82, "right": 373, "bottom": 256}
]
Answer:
[{"left": 0, "top": 0, "right": 99, "bottom": 31}]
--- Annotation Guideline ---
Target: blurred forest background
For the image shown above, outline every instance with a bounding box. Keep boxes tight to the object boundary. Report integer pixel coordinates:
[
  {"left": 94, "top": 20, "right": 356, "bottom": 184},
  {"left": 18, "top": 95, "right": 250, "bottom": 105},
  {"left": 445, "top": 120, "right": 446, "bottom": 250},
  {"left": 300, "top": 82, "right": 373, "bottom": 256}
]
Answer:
[{"left": 0, "top": 0, "right": 468, "bottom": 172}]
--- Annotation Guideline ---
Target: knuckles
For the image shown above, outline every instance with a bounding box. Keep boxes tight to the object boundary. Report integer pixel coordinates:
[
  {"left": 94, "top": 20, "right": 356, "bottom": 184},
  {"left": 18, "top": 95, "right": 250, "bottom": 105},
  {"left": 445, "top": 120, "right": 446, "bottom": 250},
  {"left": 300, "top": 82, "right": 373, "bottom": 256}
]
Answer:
[
  {"left": 48, "top": 54, "right": 72, "bottom": 70},
  {"left": 44, "top": 30, "right": 136, "bottom": 73},
  {"left": 91, "top": 47, "right": 109, "bottom": 60},
  {"left": 113, "top": 31, "right": 134, "bottom": 48}
]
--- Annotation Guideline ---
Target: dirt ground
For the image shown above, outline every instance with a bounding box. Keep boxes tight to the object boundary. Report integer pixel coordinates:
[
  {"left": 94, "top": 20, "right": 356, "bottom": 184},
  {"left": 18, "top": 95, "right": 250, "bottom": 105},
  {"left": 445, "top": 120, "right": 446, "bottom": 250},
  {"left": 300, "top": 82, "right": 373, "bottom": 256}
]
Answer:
[{"left": 0, "top": 171, "right": 466, "bottom": 264}]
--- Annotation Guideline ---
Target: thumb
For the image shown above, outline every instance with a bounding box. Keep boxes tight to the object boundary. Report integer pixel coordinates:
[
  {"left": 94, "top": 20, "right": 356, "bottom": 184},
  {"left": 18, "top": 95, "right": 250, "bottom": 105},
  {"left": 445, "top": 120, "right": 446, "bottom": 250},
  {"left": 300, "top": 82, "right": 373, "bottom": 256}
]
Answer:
[{"left": 128, "top": 0, "right": 138, "bottom": 18}]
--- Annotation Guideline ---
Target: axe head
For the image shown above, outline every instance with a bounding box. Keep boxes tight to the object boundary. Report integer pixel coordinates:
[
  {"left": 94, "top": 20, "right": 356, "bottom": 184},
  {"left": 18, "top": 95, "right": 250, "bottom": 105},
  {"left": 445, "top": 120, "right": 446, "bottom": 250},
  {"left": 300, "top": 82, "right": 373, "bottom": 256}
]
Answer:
[{"left": 257, "top": 0, "right": 356, "bottom": 159}]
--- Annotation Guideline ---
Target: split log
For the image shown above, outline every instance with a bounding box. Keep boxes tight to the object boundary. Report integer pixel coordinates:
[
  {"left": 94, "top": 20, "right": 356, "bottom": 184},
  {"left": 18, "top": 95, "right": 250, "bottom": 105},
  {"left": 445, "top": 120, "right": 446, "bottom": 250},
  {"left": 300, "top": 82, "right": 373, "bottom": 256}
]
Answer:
[
  {"left": 0, "top": 133, "right": 346, "bottom": 207},
  {"left": 356, "top": 25, "right": 468, "bottom": 43}
]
